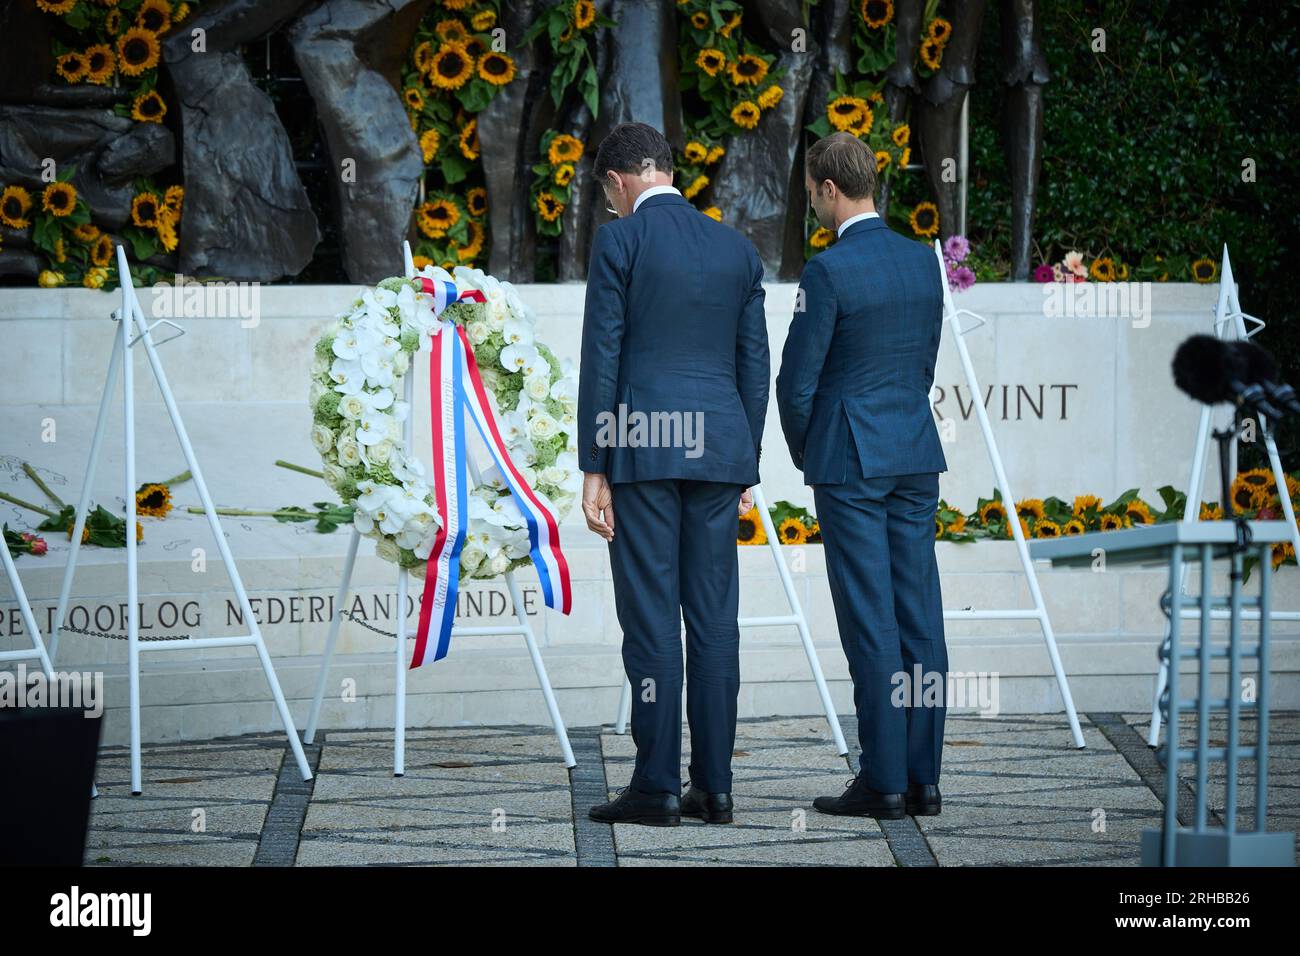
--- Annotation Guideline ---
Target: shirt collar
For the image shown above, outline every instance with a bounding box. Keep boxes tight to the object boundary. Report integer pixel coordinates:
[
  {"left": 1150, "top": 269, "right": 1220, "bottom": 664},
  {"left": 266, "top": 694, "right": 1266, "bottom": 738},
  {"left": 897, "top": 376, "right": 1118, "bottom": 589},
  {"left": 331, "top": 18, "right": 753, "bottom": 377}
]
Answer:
[
  {"left": 633, "top": 184, "right": 682, "bottom": 213},
  {"left": 837, "top": 211, "right": 880, "bottom": 238}
]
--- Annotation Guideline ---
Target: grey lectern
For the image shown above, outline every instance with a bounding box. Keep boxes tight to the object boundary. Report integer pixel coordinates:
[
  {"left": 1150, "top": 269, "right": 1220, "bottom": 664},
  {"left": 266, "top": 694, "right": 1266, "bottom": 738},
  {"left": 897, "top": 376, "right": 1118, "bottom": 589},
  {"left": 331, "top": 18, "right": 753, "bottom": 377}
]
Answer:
[{"left": 1030, "top": 520, "right": 1295, "bottom": 866}]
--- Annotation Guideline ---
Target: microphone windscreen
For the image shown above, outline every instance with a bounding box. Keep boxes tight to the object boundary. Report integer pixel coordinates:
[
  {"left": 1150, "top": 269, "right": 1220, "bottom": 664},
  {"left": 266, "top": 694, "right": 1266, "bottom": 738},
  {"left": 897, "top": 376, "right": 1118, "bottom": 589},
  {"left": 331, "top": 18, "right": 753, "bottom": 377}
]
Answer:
[
  {"left": 1230, "top": 339, "right": 1279, "bottom": 385},
  {"left": 1172, "top": 335, "right": 1240, "bottom": 405}
]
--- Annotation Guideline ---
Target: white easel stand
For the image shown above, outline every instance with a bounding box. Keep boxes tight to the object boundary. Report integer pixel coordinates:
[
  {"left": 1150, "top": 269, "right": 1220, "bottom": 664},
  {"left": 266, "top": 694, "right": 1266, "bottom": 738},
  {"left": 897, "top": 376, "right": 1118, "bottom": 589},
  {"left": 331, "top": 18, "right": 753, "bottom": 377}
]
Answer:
[
  {"left": 932, "top": 239, "right": 1084, "bottom": 748},
  {"left": 613, "top": 483, "right": 850, "bottom": 761},
  {"left": 47, "top": 246, "right": 312, "bottom": 795},
  {"left": 1146, "top": 245, "right": 1300, "bottom": 747},
  {"left": 303, "top": 242, "right": 575, "bottom": 775},
  {"left": 1, "top": 535, "right": 56, "bottom": 681}
]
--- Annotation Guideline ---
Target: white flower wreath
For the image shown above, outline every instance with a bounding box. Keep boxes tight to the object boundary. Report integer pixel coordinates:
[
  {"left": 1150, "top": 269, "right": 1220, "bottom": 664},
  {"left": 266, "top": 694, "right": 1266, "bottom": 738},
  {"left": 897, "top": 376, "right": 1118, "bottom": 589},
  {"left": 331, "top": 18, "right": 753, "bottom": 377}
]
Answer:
[{"left": 309, "top": 265, "right": 581, "bottom": 579}]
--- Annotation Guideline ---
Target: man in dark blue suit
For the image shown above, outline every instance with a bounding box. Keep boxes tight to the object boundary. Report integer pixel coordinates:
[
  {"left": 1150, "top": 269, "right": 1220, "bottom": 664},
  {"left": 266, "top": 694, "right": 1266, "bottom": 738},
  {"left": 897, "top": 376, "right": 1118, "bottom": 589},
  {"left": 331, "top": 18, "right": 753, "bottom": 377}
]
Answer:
[
  {"left": 776, "top": 132, "right": 949, "bottom": 820},
  {"left": 579, "top": 123, "right": 769, "bottom": 827}
]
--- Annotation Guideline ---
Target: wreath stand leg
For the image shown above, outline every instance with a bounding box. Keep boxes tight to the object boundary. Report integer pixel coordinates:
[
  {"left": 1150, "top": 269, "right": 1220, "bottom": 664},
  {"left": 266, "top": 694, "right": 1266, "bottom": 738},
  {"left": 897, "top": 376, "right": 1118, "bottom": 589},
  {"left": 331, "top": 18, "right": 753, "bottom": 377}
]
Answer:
[
  {"left": 612, "top": 481, "right": 851, "bottom": 767},
  {"left": 303, "top": 242, "right": 576, "bottom": 774},
  {"left": 1146, "top": 246, "right": 1300, "bottom": 748},
  {"left": 47, "top": 246, "right": 312, "bottom": 795}
]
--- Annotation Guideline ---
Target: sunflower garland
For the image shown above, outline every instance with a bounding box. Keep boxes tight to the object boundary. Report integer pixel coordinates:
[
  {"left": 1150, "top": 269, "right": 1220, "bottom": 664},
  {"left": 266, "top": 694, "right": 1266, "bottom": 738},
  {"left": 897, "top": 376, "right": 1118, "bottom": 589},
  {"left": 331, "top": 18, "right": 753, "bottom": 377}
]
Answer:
[
  {"left": 530, "top": 130, "right": 584, "bottom": 237},
  {"left": 737, "top": 500, "right": 822, "bottom": 547}
]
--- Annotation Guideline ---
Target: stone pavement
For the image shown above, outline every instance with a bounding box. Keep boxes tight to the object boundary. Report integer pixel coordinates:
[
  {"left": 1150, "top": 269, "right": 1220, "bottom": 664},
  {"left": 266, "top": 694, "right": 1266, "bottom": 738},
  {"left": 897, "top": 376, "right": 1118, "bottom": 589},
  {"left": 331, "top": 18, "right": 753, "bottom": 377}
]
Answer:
[{"left": 82, "top": 712, "right": 1300, "bottom": 866}]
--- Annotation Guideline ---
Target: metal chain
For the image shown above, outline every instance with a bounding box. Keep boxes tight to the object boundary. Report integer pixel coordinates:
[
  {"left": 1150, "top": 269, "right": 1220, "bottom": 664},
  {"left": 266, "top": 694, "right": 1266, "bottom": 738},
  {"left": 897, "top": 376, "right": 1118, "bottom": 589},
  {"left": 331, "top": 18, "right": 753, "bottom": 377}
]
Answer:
[
  {"left": 58, "top": 623, "right": 192, "bottom": 642},
  {"left": 340, "top": 609, "right": 411, "bottom": 639}
]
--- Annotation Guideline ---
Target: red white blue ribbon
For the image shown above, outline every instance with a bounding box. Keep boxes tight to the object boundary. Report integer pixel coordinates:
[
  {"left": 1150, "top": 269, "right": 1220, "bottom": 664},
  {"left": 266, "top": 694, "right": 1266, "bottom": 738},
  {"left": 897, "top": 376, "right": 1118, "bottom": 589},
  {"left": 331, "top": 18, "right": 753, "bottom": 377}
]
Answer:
[{"left": 411, "top": 277, "right": 572, "bottom": 668}]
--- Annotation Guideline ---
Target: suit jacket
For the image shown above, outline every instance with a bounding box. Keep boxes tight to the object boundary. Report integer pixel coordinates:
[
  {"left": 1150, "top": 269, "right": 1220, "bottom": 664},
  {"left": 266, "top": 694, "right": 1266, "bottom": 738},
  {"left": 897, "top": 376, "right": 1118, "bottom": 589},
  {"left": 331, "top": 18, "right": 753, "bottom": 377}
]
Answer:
[
  {"left": 776, "top": 216, "right": 947, "bottom": 485},
  {"left": 577, "top": 192, "right": 770, "bottom": 485}
]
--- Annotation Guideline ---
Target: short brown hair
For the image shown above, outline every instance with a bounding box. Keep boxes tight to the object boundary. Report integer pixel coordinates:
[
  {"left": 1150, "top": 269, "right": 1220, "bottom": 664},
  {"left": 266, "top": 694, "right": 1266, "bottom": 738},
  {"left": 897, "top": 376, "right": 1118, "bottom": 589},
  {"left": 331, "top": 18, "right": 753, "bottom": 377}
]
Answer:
[{"left": 805, "top": 132, "right": 877, "bottom": 201}]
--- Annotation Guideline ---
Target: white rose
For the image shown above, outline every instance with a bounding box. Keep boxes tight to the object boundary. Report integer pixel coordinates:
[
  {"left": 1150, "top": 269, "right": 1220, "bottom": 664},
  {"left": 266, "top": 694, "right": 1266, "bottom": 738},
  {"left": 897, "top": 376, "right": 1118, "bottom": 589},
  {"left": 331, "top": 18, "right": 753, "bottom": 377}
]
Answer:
[
  {"left": 323, "top": 463, "right": 346, "bottom": 490},
  {"left": 525, "top": 375, "right": 550, "bottom": 400},
  {"left": 489, "top": 552, "right": 510, "bottom": 575},
  {"left": 467, "top": 321, "right": 491, "bottom": 345},
  {"left": 338, "top": 394, "right": 367, "bottom": 420},
  {"left": 393, "top": 350, "right": 410, "bottom": 375},
  {"left": 528, "top": 413, "right": 559, "bottom": 441},
  {"left": 311, "top": 424, "right": 335, "bottom": 454},
  {"left": 540, "top": 465, "right": 568, "bottom": 487},
  {"left": 375, "top": 538, "right": 401, "bottom": 564},
  {"left": 308, "top": 380, "right": 326, "bottom": 407},
  {"left": 368, "top": 439, "right": 393, "bottom": 464},
  {"left": 337, "top": 435, "right": 362, "bottom": 467},
  {"left": 460, "top": 545, "right": 487, "bottom": 575}
]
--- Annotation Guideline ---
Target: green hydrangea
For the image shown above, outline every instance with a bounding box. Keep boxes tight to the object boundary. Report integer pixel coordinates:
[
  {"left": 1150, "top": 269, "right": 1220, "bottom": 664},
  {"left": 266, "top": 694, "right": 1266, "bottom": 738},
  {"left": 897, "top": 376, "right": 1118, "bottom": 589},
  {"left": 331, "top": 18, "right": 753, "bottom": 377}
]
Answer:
[
  {"left": 315, "top": 334, "right": 335, "bottom": 359},
  {"left": 313, "top": 390, "right": 341, "bottom": 424}
]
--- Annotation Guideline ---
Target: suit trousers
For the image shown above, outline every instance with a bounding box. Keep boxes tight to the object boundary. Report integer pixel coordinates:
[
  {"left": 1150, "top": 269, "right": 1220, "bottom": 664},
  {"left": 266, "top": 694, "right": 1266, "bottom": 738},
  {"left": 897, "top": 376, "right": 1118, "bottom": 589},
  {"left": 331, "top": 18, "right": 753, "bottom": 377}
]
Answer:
[
  {"left": 608, "top": 478, "right": 745, "bottom": 795},
  {"left": 813, "top": 456, "right": 948, "bottom": 793}
]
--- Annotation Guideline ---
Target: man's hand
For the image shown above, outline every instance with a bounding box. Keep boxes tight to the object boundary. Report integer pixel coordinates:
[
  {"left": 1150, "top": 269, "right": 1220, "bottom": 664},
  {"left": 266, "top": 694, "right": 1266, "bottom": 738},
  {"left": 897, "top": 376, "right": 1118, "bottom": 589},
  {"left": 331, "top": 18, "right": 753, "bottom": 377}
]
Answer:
[
  {"left": 738, "top": 486, "right": 754, "bottom": 517},
  {"left": 583, "top": 472, "right": 615, "bottom": 542}
]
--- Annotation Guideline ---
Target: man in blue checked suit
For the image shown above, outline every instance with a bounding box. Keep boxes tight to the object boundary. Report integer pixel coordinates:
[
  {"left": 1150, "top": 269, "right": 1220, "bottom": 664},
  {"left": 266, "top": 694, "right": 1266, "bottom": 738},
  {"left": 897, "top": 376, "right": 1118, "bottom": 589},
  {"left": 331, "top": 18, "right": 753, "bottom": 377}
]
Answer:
[
  {"left": 777, "top": 132, "right": 949, "bottom": 821},
  {"left": 579, "top": 123, "right": 769, "bottom": 827}
]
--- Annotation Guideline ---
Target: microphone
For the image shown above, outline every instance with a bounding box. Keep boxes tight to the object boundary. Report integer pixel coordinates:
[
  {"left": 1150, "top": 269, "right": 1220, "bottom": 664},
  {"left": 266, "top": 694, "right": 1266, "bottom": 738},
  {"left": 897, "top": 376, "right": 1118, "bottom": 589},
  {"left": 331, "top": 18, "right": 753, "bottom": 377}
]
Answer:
[
  {"left": 1230, "top": 339, "right": 1300, "bottom": 419},
  {"left": 1171, "top": 335, "right": 1285, "bottom": 421}
]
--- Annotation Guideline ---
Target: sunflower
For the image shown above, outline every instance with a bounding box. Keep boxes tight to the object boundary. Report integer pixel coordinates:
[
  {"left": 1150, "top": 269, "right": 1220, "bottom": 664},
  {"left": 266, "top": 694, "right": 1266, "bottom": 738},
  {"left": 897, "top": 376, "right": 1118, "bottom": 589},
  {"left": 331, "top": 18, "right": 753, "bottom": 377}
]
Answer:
[
  {"left": 36, "top": 0, "right": 77, "bottom": 12},
  {"left": 684, "top": 141, "right": 709, "bottom": 164},
  {"left": 690, "top": 11, "right": 709, "bottom": 30},
  {"left": 454, "top": 220, "right": 484, "bottom": 262},
  {"left": 1125, "top": 499, "right": 1154, "bottom": 525},
  {"left": 83, "top": 267, "right": 109, "bottom": 290},
  {"left": 404, "top": 86, "right": 425, "bottom": 111},
  {"left": 174, "top": 3, "right": 191, "bottom": 23},
  {"left": 845, "top": 109, "right": 874, "bottom": 137},
  {"left": 729, "top": 54, "right": 768, "bottom": 87},
  {"left": 458, "top": 118, "right": 480, "bottom": 160},
  {"left": 73, "top": 222, "right": 101, "bottom": 242},
  {"left": 117, "top": 27, "right": 161, "bottom": 77},
  {"left": 683, "top": 175, "right": 709, "bottom": 200},
  {"left": 861, "top": 0, "right": 894, "bottom": 29},
  {"left": 442, "top": 0, "right": 474, "bottom": 9},
  {"left": 909, "top": 201, "right": 939, "bottom": 238},
  {"left": 874, "top": 150, "right": 892, "bottom": 172},
  {"left": 719, "top": 12, "right": 742, "bottom": 37},
  {"left": 478, "top": 51, "right": 516, "bottom": 86},
  {"left": 418, "top": 128, "right": 441, "bottom": 163},
  {"left": 536, "top": 190, "right": 565, "bottom": 223},
  {"left": 758, "top": 85, "right": 784, "bottom": 110},
  {"left": 730, "top": 101, "right": 761, "bottom": 130},
  {"left": 55, "top": 52, "right": 90, "bottom": 83},
  {"left": 1090, "top": 257, "right": 1116, "bottom": 281},
  {"left": 131, "top": 192, "right": 161, "bottom": 228},
  {"left": 84, "top": 45, "right": 116, "bottom": 85},
  {"left": 417, "top": 199, "right": 460, "bottom": 238},
  {"left": 1, "top": 185, "right": 34, "bottom": 229},
  {"left": 1191, "top": 258, "right": 1217, "bottom": 283},
  {"left": 574, "top": 0, "right": 596, "bottom": 29},
  {"left": 131, "top": 89, "right": 167, "bottom": 123},
  {"left": 1072, "top": 494, "right": 1102, "bottom": 517},
  {"left": 135, "top": 482, "right": 173, "bottom": 517},
  {"left": 553, "top": 163, "right": 575, "bottom": 187},
  {"left": 412, "top": 255, "right": 433, "bottom": 271},
  {"left": 1272, "top": 541, "right": 1295, "bottom": 570},
  {"left": 413, "top": 40, "right": 434, "bottom": 73},
  {"left": 434, "top": 18, "right": 469, "bottom": 43},
  {"left": 91, "top": 234, "right": 114, "bottom": 267},
  {"left": 42, "top": 182, "right": 77, "bottom": 218},
  {"left": 900, "top": 147, "right": 912, "bottom": 167},
  {"left": 1063, "top": 518, "right": 1086, "bottom": 536},
  {"left": 978, "top": 500, "right": 1006, "bottom": 525},
  {"left": 466, "top": 186, "right": 488, "bottom": 217},
  {"left": 695, "top": 48, "right": 725, "bottom": 77},
  {"left": 737, "top": 509, "right": 767, "bottom": 545},
  {"left": 706, "top": 145, "right": 725, "bottom": 164},
  {"left": 947, "top": 512, "right": 967, "bottom": 534},
  {"left": 53, "top": 237, "right": 67, "bottom": 263},
  {"left": 702, "top": 207, "right": 722, "bottom": 221},
  {"left": 136, "top": 0, "right": 171, "bottom": 34},
  {"left": 39, "top": 270, "right": 65, "bottom": 289},
  {"left": 156, "top": 208, "right": 178, "bottom": 252},
  {"left": 920, "top": 38, "right": 943, "bottom": 70},
  {"left": 471, "top": 10, "right": 496, "bottom": 31},
  {"left": 429, "top": 42, "right": 474, "bottom": 90},
  {"left": 935, "top": 515, "right": 945, "bottom": 539},
  {"left": 809, "top": 227, "right": 834, "bottom": 249},
  {"left": 547, "top": 133, "right": 584, "bottom": 165},
  {"left": 1004, "top": 516, "right": 1030, "bottom": 539},
  {"left": 1199, "top": 502, "right": 1223, "bottom": 521},
  {"left": 164, "top": 184, "right": 184, "bottom": 211},
  {"left": 1034, "top": 519, "right": 1062, "bottom": 538},
  {"left": 778, "top": 518, "right": 808, "bottom": 545},
  {"left": 828, "top": 96, "right": 869, "bottom": 132},
  {"left": 892, "top": 124, "right": 910, "bottom": 147},
  {"left": 927, "top": 17, "right": 953, "bottom": 43}
]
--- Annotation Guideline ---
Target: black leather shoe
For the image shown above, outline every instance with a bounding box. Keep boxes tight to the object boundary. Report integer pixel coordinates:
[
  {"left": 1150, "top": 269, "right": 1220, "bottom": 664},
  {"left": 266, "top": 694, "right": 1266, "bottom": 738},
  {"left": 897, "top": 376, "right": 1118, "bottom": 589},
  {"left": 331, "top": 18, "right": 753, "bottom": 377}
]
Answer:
[
  {"left": 588, "top": 787, "right": 681, "bottom": 826},
  {"left": 905, "top": 783, "right": 941, "bottom": 816},
  {"left": 681, "top": 783, "right": 733, "bottom": 824},
  {"left": 813, "top": 776, "right": 905, "bottom": 820}
]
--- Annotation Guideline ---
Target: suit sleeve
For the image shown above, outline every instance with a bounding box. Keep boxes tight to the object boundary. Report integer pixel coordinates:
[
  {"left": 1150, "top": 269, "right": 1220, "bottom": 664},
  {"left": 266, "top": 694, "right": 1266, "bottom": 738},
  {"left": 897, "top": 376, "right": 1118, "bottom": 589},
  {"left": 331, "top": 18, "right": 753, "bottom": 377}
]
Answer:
[
  {"left": 775, "top": 256, "right": 836, "bottom": 471},
  {"left": 577, "top": 224, "right": 627, "bottom": 475},
  {"left": 735, "top": 248, "right": 770, "bottom": 468}
]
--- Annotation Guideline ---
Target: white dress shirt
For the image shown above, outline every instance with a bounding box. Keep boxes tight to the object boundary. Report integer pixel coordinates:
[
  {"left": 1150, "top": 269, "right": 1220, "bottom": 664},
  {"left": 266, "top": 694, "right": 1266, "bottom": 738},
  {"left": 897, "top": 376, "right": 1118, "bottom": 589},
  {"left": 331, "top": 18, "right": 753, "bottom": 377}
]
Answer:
[
  {"left": 837, "top": 210, "right": 880, "bottom": 238},
  {"left": 633, "top": 184, "right": 682, "bottom": 213}
]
